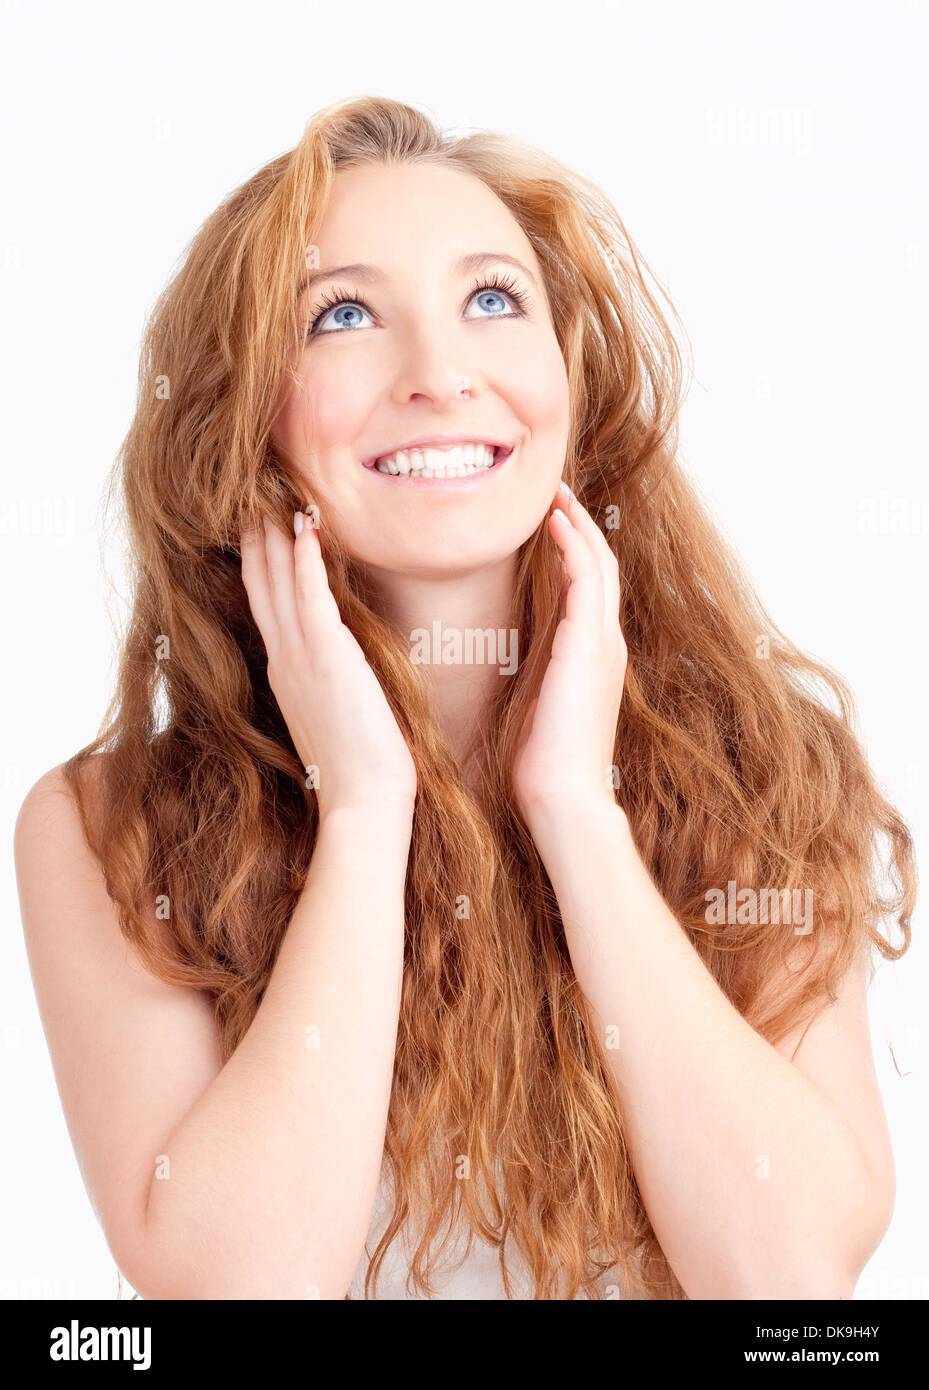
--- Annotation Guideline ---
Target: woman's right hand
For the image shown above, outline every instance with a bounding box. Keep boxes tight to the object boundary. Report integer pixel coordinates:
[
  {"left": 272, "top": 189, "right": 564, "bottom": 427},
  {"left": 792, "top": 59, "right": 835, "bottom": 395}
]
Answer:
[{"left": 241, "top": 514, "right": 417, "bottom": 822}]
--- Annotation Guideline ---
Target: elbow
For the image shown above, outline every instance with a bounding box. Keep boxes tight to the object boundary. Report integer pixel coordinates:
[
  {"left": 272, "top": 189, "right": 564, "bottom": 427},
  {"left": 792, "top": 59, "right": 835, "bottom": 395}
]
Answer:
[
  {"left": 107, "top": 1206, "right": 212, "bottom": 1300},
  {"left": 112, "top": 1245, "right": 351, "bottom": 1301},
  {"left": 109, "top": 1217, "right": 353, "bottom": 1301},
  {"left": 104, "top": 1190, "right": 197, "bottom": 1301},
  {"left": 834, "top": 1158, "right": 897, "bottom": 1300},
  {"left": 715, "top": 1206, "right": 895, "bottom": 1301},
  {"left": 740, "top": 1155, "right": 896, "bottom": 1301},
  {"left": 699, "top": 1254, "right": 855, "bottom": 1301},
  {"left": 109, "top": 1233, "right": 195, "bottom": 1302}
]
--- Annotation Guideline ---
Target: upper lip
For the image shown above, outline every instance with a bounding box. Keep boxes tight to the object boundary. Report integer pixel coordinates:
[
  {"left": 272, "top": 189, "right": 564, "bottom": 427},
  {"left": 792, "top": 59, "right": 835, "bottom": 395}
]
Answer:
[{"left": 362, "top": 435, "right": 515, "bottom": 468}]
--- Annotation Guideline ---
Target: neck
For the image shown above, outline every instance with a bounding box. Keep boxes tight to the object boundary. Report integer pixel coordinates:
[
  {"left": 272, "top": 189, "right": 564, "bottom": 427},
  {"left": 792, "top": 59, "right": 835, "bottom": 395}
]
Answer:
[{"left": 363, "top": 553, "right": 520, "bottom": 778}]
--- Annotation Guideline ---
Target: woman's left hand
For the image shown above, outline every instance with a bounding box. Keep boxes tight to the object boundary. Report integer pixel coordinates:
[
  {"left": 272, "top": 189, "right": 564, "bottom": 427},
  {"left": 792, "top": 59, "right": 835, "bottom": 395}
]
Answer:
[{"left": 513, "top": 482, "right": 627, "bottom": 831}]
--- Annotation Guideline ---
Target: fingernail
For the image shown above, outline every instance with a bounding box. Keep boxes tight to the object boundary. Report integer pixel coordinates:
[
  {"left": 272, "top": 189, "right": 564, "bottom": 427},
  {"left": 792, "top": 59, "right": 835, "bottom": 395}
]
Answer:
[
  {"left": 558, "top": 479, "right": 573, "bottom": 498},
  {"left": 551, "top": 507, "right": 570, "bottom": 525},
  {"left": 293, "top": 511, "right": 304, "bottom": 536}
]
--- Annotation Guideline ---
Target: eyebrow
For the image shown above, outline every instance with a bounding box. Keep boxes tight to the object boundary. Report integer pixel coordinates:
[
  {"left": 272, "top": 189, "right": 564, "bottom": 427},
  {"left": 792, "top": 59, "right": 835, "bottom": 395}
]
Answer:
[{"left": 295, "top": 251, "right": 540, "bottom": 301}]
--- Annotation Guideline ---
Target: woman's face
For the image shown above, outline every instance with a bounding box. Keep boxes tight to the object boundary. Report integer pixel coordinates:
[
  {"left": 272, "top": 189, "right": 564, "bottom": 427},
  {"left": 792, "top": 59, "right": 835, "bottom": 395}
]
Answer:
[{"left": 270, "top": 161, "right": 571, "bottom": 578}]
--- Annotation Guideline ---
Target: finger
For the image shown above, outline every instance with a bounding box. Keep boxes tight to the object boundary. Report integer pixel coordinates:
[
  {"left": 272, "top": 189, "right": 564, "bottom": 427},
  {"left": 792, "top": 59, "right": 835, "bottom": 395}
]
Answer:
[
  {"left": 548, "top": 506, "right": 604, "bottom": 632},
  {"left": 515, "top": 695, "right": 540, "bottom": 759},
  {"left": 557, "top": 482, "right": 621, "bottom": 623},
  {"left": 240, "top": 522, "right": 278, "bottom": 650},
  {"left": 292, "top": 513, "right": 348, "bottom": 646},
  {"left": 263, "top": 518, "right": 302, "bottom": 646}
]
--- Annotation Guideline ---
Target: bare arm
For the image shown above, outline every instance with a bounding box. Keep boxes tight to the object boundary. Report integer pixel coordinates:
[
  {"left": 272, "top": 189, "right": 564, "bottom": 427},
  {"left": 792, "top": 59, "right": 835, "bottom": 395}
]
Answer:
[
  {"left": 16, "top": 771, "right": 411, "bottom": 1300},
  {"left": 514, "top": 487, "right": 895, "bottom": 1300},
  {"left": 16, "top": 514, "right": 419, "bottom": 1299},
  {"left": 530, "top": 798, "right": 895, "bottom": 1300},
  {"left": 143, "top": 515, "right": 419, "bottom": 1297},
  {"left": 142, "top": 800, "right": 412, "bottom": 1299}
]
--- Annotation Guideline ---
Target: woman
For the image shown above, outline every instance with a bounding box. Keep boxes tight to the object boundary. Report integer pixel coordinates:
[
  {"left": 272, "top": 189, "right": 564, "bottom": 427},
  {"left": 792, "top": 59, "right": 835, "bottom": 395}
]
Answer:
[{"left": 15, "top": 95, "right": 915, "bottom": 1301}]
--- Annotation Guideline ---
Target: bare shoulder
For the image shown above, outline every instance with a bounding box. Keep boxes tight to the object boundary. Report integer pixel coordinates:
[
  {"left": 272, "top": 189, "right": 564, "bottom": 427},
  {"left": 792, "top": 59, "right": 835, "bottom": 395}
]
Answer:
[
  {"left": 14, "top": 754, "right": 133, "bottom": 964},
  {"left": 15, "top": 758, "right": 101, "bottom": 876},
  {"left": 16, "top": 758, "right": 85, "bottom": 842},
  {"left": 16, "top": 752, "right": 169, "bottom": 959}
]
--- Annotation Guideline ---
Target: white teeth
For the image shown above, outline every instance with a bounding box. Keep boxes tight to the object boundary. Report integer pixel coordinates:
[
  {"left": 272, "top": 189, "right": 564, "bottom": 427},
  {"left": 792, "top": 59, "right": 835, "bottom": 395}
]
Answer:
[{"left": 373, "top": 443, "right": 498, "bottom": 476}]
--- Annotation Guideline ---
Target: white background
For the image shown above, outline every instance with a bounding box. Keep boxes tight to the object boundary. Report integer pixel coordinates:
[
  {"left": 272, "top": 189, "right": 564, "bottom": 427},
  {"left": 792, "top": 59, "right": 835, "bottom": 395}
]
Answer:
[{"left": 1, "top": 0, "right": 925, "bottom": 1299}]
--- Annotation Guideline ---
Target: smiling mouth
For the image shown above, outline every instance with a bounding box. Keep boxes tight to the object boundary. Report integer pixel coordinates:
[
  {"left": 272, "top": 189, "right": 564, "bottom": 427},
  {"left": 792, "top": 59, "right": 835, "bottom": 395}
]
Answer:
[{"left": 362, "top": 442, "right": 515, "bottom": 481}]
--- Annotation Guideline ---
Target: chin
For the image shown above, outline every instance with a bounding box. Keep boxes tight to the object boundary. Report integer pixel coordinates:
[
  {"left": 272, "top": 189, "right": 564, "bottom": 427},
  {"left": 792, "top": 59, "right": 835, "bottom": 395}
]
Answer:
[{"left": 336, "top": 506, "right": 546, "bottom": 574}]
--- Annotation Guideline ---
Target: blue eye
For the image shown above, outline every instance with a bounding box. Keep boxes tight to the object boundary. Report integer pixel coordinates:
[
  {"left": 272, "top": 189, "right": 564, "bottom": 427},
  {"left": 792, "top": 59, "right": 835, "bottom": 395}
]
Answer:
[
  {"left": 310, "top": 296, "right": 376, "bottom": 335},
  {"left": 305, "top": 271, "right": 531, "bottom": 338},
  {"left": 465, "top": 288, "right": 517, "bottom": 319},
  {"left": 464, "top": 272, "right": 531, "bottom": 320}
]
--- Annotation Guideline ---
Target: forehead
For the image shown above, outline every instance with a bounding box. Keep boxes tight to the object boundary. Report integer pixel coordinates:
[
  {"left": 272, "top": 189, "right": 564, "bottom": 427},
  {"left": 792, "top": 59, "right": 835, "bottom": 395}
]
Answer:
[{"left": 309, "top": 161, "right": 539, "bottom": 272}]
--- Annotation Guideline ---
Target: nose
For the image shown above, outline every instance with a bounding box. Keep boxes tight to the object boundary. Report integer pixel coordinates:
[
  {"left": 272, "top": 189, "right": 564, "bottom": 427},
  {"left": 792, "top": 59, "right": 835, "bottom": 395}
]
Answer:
[{"left": 388, "top": 323, "right": 482, "bottom": 409}]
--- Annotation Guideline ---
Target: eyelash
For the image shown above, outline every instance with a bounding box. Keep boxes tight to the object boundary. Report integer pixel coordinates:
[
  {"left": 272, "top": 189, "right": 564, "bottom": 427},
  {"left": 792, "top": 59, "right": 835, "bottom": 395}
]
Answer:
[{"left": 306, "top": 271, "right": 531, "bottom": 337}]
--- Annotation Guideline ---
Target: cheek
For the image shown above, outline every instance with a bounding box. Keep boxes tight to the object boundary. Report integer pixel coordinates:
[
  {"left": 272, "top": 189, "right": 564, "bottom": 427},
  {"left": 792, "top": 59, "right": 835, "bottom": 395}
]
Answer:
[
  {"left": 277, "top": 356, "right": 375, "bottom": 457},
  {"left": 506, "top": 337, "right": 570, "bottom": 446}
]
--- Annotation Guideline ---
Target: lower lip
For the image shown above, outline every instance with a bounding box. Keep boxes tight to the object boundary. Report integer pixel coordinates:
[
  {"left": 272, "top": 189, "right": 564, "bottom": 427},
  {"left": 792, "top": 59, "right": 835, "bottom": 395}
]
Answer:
[{"left": 362, "top": 446, "right": 514, "bottom": 492}]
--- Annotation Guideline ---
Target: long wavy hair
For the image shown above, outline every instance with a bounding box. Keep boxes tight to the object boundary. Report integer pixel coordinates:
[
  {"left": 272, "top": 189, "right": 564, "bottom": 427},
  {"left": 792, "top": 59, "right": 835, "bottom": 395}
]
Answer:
[{"left": 65, "top": 95, "right": 916, "bottom": 1300}]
